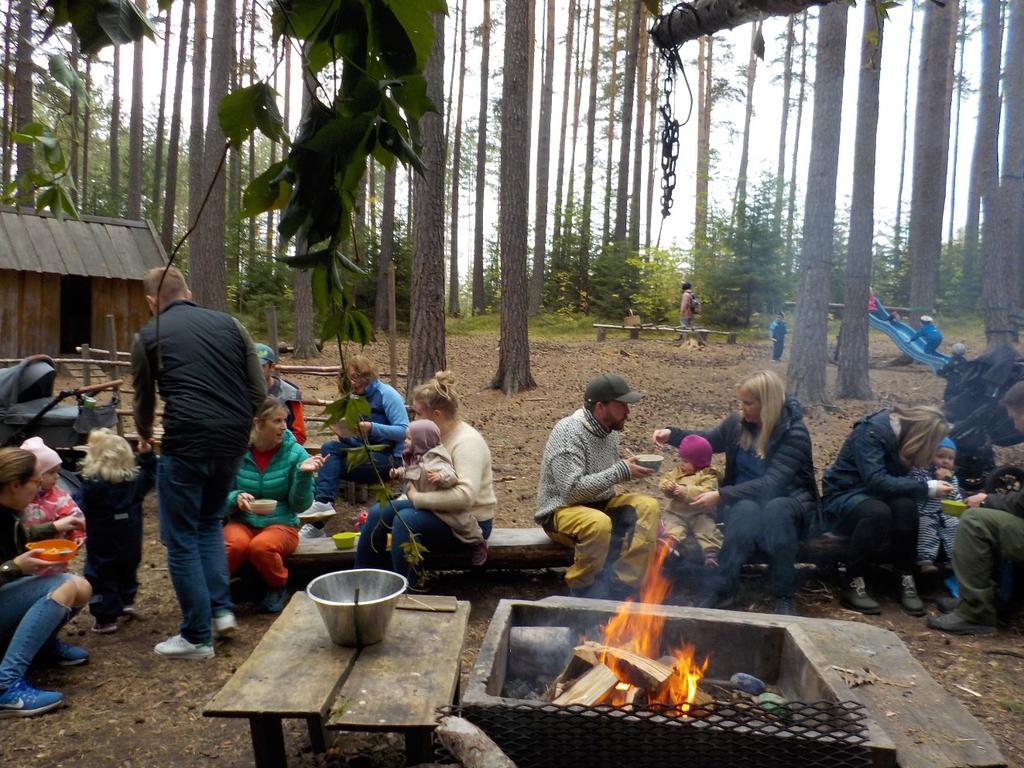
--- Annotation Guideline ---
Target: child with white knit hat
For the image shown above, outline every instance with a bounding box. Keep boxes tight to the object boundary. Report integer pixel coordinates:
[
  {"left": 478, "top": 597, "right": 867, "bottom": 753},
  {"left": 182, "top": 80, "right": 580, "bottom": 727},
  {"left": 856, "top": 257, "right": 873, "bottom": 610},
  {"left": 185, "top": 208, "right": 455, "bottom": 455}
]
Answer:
[{"left": 18, "top": 437, "right": 86, "bottom": 575}]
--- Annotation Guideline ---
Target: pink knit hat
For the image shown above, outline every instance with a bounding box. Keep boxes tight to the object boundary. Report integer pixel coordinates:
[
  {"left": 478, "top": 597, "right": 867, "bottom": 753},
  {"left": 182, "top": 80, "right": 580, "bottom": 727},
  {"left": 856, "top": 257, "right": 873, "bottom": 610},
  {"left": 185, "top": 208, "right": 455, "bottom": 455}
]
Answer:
[
  {"left": 20, "top": 436, "right": 62, "bottom": 474},
  {"left": 678, "top": 434, "right": 712, "bottom": 471}
]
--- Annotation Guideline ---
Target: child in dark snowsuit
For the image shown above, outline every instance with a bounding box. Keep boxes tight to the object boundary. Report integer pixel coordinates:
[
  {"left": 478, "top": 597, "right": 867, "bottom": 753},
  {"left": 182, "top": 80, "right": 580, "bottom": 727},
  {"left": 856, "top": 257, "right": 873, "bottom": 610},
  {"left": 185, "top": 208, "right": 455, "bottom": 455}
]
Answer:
[
  {"left": 74, "top": 429, "right": 157, "bottom": 633},
  {"left": 768, "top": 313, "right": 788, "bottom": 361}
]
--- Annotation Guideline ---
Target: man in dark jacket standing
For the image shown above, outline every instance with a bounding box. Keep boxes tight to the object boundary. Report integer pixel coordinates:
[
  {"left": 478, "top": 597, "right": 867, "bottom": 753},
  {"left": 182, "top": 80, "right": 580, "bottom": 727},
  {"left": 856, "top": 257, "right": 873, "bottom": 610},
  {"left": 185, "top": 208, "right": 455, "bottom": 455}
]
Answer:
[{"left": 132, "top": 267, "right": 266, "bottom": 659}]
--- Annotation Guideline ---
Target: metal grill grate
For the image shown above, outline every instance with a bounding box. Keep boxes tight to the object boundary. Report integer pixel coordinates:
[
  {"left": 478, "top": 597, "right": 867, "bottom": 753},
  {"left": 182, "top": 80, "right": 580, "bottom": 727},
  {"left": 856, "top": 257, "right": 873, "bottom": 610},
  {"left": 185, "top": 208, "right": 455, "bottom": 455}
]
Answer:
[{"left": 440, "top": 699, "right": 874, "bottom": 768}]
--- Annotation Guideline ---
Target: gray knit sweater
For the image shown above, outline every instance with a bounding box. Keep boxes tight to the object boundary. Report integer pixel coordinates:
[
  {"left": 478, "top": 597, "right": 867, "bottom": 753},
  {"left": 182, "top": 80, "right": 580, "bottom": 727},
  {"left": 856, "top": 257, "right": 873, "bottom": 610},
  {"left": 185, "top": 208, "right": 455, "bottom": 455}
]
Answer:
[{"left": 535, "top": 408, "right": 632, "bottom": 525}]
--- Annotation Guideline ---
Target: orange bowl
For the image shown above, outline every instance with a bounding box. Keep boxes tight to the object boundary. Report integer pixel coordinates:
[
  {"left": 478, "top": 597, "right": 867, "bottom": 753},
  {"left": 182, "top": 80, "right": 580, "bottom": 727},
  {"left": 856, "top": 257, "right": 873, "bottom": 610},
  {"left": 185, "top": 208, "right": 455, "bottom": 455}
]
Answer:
[{"left": 26, "top": 539, "right": 80, "bottom": 563}]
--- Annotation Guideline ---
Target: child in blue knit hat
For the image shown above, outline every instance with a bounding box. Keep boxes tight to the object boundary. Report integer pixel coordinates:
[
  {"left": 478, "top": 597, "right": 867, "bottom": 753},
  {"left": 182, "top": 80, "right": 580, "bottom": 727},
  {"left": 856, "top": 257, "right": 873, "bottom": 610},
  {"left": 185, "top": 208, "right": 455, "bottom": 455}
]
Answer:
[{"left": 910, "top": 436, "right": 961, "bottom": 574}]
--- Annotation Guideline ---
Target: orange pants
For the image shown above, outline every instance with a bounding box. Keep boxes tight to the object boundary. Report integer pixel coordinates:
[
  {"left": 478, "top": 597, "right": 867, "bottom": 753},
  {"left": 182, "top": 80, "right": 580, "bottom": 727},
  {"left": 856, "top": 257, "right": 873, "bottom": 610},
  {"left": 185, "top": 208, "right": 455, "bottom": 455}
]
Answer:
[{"left": 223, "top": 522, "right": 299, "bottom": 589}]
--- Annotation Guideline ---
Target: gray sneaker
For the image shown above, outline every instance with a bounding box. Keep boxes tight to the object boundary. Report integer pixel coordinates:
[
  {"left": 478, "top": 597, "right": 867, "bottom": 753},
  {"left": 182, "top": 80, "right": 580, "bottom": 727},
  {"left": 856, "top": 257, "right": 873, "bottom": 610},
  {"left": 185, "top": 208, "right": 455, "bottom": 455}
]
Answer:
[
  {"left": 212, "top": 610, "right": 237, "bottom": 639},
  {"left": 927, "top": 611, "right": 997, "bottom": 636},
  {"left": 299, "top": 523, "right": 326, "bottom": 539},
  {"left": 154, "top": 634, "right": 215, "bottom": 660}
]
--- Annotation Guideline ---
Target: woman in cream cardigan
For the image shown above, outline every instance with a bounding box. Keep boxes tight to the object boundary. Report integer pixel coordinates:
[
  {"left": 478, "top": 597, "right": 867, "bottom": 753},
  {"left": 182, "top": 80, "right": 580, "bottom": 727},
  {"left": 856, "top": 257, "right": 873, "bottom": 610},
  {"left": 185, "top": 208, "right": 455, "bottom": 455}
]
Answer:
[{"left": 355, "top": 371, "right": 496, "bottom": 580}]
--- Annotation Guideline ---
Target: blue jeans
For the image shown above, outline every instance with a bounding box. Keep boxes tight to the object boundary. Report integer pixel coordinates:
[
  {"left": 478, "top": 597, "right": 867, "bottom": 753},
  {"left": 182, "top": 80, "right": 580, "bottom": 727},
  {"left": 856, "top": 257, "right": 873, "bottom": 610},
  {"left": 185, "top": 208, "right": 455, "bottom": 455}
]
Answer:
[
  {"left": 0, "top": 574, "right": 72, "bottom": 688},
  {"left": 714, "top": 498, "right": 801, "bottom": 599},
  {"left": 314, "top": 441, "right": 398, "bottom": 502},
  {"left": 355, "top": 499, "right": 493, "bottom": 580},
  {"left": 157, "top": 454, "right": 240, "bottom": 644}
]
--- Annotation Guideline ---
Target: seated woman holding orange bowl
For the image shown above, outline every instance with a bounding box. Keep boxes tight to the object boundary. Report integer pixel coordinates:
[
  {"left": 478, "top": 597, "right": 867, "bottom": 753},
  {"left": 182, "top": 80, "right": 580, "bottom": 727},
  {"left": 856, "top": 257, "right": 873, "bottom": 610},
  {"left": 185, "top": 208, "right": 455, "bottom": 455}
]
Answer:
[{"left": 224, "top": 397, "right": 325, "bottom": 613}]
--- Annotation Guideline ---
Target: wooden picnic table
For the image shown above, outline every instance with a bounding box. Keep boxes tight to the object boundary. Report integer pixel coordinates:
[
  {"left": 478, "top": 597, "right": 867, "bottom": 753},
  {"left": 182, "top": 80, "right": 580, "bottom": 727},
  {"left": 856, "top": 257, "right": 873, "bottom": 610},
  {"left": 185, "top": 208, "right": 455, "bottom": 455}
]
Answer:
[
  {"left": 592, "top": 323, "right": 737, "bottom": 344},
  {"left": 204, "top": 592, "right": 469, "bottom": 767}
]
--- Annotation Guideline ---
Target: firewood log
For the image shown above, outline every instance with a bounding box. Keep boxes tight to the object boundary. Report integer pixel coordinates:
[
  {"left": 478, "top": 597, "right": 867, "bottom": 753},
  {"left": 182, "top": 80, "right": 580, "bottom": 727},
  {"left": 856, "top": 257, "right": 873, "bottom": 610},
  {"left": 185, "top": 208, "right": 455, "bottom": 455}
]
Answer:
[
  {"left": 575, "top": 642, "right": 674, "bottom": 690},
  {"left": 551, "top": 663, "right": 620, "bottom": 706},
  {"left": 436, "top": 716, "right": 517, "bottom": 768}
]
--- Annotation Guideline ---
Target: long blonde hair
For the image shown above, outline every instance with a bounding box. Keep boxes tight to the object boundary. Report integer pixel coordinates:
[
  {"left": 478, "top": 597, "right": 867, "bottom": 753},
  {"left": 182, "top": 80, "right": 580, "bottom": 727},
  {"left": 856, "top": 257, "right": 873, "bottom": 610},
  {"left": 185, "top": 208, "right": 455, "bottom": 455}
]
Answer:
[
  {"left": 893, "top": 405, "right": 948, "bottom": 467},
  {"left": 80, "top": 429, "right": 138, "bottom": 483},
  {"left": 250, "top": 397, "right": 288, "bottom": 445},
  {"left": 413, "top": 370, "right": 460, "bottom": 420},
  {"left": 737, "top": 370, "right": 786, "bottom": 458}
]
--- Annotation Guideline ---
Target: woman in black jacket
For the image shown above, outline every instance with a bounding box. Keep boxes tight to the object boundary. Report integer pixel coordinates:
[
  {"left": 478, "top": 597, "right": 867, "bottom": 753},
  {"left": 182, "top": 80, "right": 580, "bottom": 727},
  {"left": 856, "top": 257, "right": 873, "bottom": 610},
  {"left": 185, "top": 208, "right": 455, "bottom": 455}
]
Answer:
[
  {"left": 822, "top": 406, "right": 951, "bottom": 616},
  {"left": 653, "top": 370, "right": 820, "bottom": 615},
  {"left": 0, "top": 448, "right": 91, "bottom": 718}
]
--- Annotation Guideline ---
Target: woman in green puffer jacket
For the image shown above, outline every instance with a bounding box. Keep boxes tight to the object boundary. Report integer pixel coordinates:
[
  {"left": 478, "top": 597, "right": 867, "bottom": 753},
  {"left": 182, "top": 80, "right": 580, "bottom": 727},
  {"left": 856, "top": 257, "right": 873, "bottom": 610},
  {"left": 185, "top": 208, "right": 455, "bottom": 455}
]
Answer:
[{"left": 224, "top": 397, "right": 326, "bottom": 612}]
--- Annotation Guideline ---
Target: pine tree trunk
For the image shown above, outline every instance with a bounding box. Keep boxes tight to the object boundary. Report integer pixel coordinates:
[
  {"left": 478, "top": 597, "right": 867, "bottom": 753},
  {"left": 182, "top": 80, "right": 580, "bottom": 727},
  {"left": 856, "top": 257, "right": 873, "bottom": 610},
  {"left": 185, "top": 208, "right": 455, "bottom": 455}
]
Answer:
[
  {"left": 603, "top": 1, "right": 622, "bottom": 247},
  {"left": 836, "top": 2, "right": 883, "bottom": 401},
  {"left": 784, "top": 13, "right": 808, "bottom": 272},
  {"left": 774, "top": 16, "right": 795, "bottom": 233},
  {"left": 292, "top": 64, "right": 318, "bottom": 359},
  {"left": 893, "top": 0, "right": 916, "bottom": 258},
  {"left": 732, "top": 23, "right": 759, "bottom": 235},
  {"left": 187, "top": 0, "right": 208, "bottom": 233},
  {"left": 1001, "top": 1, "right": 1024, "bottom": 311},
  {"left": 492, "top": 0, "right": 536, "bottom": 395},
  {"left": 613, "top": 0, "right": 643, "bottom": 243},
  {"left": 190, "top": 0, "right": 234, "bottom": 310},
  {"left": 81, "top": 59, "right": 91, "bottom": 208},
  {"left": 580, "top": 0, "right": 601, "bottom": 304},
  {"left": 375, "top": 164, "right": 397, "bottom": 330},
  {"left": 151, "top": 11, "right": 173, "bottom": 222},
  {"left": 408, "top": 12, "right": 447, "bottom": 393},
  {"left": 227, "top": 0, "right": 245, "bottom": 299},
  {"left": 947, "top": 8, "right": 967, "bottom": 250},
  {"left": 694, "top": 36, "right": 712, "bottom": 256},
  {"left": 13, "top": 0, "right": 33, "bottom": 178},
  {"left": 981, "top": 0, "right": 1015, "bottom": 346},
  {"left": 787, "top": 2, "right": 848, "bottom": 407},
  {"left": 908, "top": 0, "right": 958, "bottom": 323},
  {"left": 645, "top": 50, "right": 658, "bottom": 250},
  {"left": 564, "top": 3, "right": 588, "bottom": 309},
  {"left": 161, "top": 0, "right": 191, "bottom": 253},
  {"left": 127, "top": 3, "right": 146, "bottom": 220},
  {"left": 69, "top": 38, "right": 79, "bottom": 204},
  {"left": 529, "top": 0, "right": 557, "bottom": 315},
  {"left": 247, "top": 0, "right": 256, "bottom": 259},
  {"left": 964, "top": 0, "right": 1000, "bottom": 282},
  {"left": 472, "top": 0, "right": 491, "bottom": 315},
  {"left": 628, "top": 30, "right": 648, "bottom": 250},
  {"left": 110, "top": 46, "right": 121, "bottom": 211},
  {"left": 1, "top": 4, "right": 14, "bottom": 187},
  {"left": 449, "top": 0, "right": 468, "bottom": 317},
  {"left": 551, "top": 0, "right": 578, "bottom": 258},
  {"left": 267, "top": 43, "right": 279, "bottom": 256}
]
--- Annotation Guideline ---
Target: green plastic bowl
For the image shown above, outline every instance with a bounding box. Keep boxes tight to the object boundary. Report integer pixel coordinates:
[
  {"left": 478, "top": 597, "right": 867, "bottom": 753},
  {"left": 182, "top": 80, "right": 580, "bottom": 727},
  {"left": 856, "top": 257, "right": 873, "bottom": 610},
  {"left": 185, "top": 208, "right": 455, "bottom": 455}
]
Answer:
[{"left": 940, "top": 500, "right": 968, "bottom": 517}]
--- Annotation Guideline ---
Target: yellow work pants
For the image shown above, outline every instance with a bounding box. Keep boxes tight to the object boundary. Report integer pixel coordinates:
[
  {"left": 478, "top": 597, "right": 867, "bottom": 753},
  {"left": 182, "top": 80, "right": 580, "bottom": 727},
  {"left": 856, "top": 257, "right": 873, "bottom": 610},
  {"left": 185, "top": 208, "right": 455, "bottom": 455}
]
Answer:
[{"left": 546, "top": 493, "right": 660, "bottom": 589}]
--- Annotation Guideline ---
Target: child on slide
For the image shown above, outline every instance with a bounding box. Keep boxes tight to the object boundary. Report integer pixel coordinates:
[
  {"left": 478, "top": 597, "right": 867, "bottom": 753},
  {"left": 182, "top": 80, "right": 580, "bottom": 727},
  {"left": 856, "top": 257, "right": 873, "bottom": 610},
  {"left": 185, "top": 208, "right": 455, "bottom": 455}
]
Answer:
[{"left": 908, "top": 315, "right": 943, "bottom": 354}]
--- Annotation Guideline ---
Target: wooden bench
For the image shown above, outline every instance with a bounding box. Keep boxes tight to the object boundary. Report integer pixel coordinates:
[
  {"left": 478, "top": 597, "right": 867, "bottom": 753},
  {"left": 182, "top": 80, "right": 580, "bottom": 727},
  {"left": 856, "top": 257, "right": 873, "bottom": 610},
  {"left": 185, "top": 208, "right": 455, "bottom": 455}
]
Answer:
[
  {"left": 204, "top": 592, "right": 469, "bottom": 767},
  {"left": 592, "top": 323, "right": 737, "bottom": 344},
  {"left": 286, "top": 527, "right": 573, "bottom": 579}
]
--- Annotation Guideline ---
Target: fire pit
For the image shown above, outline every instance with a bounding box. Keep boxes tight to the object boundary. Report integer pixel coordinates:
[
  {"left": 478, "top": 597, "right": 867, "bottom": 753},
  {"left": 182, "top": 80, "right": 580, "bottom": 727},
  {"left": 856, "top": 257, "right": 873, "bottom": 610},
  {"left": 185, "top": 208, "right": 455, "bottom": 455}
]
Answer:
[{"left": 461, "top": 596, "right": 890, "bottom": 768}]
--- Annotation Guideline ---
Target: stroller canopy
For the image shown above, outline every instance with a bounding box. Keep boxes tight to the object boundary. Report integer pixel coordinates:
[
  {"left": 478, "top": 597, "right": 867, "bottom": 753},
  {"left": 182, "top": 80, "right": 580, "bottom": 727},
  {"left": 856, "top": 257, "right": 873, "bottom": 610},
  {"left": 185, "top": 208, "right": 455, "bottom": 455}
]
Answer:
[{"left": 0, "top": 356, "right": 58, "bottom": 409}]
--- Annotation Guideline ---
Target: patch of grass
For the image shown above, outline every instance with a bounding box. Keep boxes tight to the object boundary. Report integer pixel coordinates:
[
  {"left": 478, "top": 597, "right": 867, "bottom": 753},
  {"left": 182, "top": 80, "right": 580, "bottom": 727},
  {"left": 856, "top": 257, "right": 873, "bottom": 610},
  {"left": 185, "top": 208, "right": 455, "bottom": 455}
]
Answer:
[
  {"left": 446, "top": 313, "right": 596, "bottom": 339},
  {"left": 996, "top": 699, "right": 1024, "bottom": 717}
]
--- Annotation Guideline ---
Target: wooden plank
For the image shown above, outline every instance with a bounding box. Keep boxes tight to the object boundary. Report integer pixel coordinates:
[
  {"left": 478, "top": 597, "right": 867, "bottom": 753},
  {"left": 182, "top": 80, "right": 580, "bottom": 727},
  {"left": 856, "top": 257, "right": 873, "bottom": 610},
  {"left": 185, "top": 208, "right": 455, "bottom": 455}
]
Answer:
[
  {"left": 286, "top": 527, "right": 573, "bottom": 573},
  {"left": 44, "top": 217, "right": 89, "bottom": 276},
  {"left": 397, "top": 594, "right": 458, "bottom": 613},
  {"left": 326, "top": 601, "right": 469, "bottom": 731},
  {"left": 21, "top": 213, "right": 65, "bottom": 273},
  {"left": 130, "top": 224, "right": 165, "bottom": 271},
  {"left": 0, "top": 272, "right": 20, "bottom": 357},
  {"left": 65, "top": 219, "right": 111, "bottom": 278},
  {"left": 1, "top": 213, "right": 38, "bottom": 272},
  {"left": 0, "top": 215, "right": 24, "bottom": 269},
  {"left": 17, "top": 272, "right": 47, "bottom": 355},
  {"left": 102, "top": 224, "right": 137, "bottom": 279},
  {"left": 800, "top": 620, "right": 1005, "bottom": 768},
  {"left": 204, "top": 592, "right": 358, "bottom": 718}
]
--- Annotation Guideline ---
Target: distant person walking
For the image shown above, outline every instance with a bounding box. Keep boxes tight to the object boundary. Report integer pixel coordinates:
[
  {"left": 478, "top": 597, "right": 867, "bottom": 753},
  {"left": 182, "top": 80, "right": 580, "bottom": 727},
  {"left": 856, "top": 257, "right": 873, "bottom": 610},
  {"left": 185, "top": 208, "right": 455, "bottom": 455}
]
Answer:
[
  {"left": 768, "top": 313, "right": 787, "bottom": 361},
  {"left": 680, "top": 283, "right": 697, "bottom": 330},
  {"left": 132, "top": 267, "right": 266, "bottom": 660}
]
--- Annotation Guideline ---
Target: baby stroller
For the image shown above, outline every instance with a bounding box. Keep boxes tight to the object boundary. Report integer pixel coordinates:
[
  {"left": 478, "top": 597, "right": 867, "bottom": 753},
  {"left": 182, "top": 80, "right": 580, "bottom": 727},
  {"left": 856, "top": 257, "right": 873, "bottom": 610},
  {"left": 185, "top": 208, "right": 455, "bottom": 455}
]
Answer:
[
  {"left": 942, "top": 345, "right": 1024, "bottom": 493},
  {"left": 0, "top": 355, "right": 122, "bottom": 478}
]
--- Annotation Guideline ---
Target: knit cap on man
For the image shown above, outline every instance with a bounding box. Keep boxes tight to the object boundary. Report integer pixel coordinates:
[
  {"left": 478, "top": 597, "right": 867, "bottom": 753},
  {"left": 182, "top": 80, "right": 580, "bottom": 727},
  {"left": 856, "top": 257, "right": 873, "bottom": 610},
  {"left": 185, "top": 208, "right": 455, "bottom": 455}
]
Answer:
[
  {"left": 678, "top": 434, "right": 712, "bottom": 471},
  {"left": 20, "top": 436, "right": 62, "bottom": 474}
]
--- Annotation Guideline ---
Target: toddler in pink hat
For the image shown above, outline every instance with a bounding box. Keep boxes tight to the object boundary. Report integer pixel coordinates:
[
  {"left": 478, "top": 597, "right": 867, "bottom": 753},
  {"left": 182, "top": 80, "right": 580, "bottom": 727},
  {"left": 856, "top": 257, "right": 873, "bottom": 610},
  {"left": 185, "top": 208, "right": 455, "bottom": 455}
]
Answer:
[
  {"left": 19, "top": 437, "right": 85, "bottom": 574},
  {"left": 658, "top": 434, "right": 722, "bottom": 568}
]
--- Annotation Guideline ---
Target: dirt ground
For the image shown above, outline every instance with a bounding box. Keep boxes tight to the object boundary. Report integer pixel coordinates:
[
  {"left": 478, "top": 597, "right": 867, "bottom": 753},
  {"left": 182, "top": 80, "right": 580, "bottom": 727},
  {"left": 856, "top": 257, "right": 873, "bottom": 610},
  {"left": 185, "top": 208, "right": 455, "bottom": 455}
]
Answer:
[{"left": 7, "top": 329, "right": 1024, "bottom": 767}]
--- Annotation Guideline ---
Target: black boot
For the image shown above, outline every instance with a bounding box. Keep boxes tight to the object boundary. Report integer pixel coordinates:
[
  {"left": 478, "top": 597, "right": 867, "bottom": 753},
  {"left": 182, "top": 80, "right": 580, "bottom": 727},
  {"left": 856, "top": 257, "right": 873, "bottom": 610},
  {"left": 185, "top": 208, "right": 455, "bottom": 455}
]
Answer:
[
  {"left": 898, "top": 574, "right": 925, "bottom": 616},
  {"left": 840, "top": 576, "right": 880, "bottom": 615}
]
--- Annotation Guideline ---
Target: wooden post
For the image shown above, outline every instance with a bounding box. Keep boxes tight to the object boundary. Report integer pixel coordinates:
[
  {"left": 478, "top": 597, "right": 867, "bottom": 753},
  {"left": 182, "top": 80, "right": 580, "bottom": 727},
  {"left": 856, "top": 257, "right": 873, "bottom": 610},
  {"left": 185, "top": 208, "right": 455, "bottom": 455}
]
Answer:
[
  {"left": 106, "top": 314, "right": 118, "bottom": 379},
  {"left": 265, "top": 306, "right": 279, "bottom": 356},
  {"left": 387, "top": 262, "right": 397, "bottom": 388},
  {"left": 81, "top": 344, "right": 91, "bottom": 386}
]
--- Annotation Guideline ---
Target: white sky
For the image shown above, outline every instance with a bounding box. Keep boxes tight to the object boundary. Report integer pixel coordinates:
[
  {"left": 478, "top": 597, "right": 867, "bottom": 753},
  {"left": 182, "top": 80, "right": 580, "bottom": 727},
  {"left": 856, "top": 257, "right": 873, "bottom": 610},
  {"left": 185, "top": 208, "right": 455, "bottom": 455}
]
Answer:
[{"left": 94, "top": 0, "right": 982, "bottom": 280}]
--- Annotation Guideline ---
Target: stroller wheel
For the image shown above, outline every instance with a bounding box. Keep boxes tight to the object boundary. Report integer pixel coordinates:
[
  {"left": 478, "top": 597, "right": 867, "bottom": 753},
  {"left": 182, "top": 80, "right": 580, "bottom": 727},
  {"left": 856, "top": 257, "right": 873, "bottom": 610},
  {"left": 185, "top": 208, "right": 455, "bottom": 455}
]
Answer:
[{"left": 983, "top": 465, "right": 1024, "bottom": 495}]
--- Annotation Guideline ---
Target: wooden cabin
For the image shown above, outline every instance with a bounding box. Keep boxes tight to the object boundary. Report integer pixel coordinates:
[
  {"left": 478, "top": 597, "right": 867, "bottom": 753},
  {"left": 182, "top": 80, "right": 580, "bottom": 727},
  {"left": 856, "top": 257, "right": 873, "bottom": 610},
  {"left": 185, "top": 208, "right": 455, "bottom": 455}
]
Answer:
[{"left": 0, "top": 208, "right": 167, "bottom": 358}]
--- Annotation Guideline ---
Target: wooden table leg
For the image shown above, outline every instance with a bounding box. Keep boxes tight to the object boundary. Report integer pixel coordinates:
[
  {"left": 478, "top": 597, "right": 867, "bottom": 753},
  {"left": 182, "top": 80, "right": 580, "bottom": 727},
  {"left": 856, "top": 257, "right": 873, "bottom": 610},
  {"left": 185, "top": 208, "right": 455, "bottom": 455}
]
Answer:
[
  {"left": 404, "top": 729, "right": 433, "bottom": 766},
  {"left": 249, "top": 714, "right": 288, "bottom": 768},
  {"left": 306, "top": 716, "right": 329, "bottom": 753}
]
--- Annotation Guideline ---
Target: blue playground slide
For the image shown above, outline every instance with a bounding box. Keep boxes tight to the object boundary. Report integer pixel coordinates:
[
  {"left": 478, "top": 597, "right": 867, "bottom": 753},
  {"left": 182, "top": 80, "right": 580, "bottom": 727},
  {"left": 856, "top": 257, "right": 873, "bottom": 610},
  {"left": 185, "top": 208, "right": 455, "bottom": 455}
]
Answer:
[{"left": 867, "top": 297, "right": 950, "bottom": 373}]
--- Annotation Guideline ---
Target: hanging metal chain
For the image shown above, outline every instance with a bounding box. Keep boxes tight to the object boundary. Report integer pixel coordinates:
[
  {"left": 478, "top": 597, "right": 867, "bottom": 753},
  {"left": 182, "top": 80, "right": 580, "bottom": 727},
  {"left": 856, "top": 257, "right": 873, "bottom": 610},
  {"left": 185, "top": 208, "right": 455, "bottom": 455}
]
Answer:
[{"left": 658, "top": 46, "right": 681, "bottom": 219}]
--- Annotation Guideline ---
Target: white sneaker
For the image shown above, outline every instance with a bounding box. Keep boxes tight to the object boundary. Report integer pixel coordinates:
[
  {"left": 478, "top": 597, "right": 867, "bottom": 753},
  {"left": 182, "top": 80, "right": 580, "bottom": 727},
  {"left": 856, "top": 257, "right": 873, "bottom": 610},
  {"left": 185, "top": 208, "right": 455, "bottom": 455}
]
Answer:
[
  {"left": 299, "top": 523, "right": 326, "bottom": 539},
  {"left": 300, "top": 500, "right": 336, "bottom": 517},
  {"left": 212, "top": 610, "right": 238, "bottom": 639},
  {"left": 154, "top": 634, "right": 214, "bottom": 660}
]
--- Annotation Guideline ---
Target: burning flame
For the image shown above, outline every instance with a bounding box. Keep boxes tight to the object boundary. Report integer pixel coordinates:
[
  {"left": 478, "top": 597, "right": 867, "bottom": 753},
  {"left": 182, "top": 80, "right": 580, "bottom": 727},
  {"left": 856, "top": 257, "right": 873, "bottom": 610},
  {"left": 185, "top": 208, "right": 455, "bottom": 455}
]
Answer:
[{"left": 599, "top": 543, "right": 709, "bottom": 712}]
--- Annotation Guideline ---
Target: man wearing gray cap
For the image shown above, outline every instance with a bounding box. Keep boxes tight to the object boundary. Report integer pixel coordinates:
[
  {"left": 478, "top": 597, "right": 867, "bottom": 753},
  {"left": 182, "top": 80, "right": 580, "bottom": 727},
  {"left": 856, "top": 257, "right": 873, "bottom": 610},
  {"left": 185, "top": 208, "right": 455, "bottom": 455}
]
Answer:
[{"left": 535, "top": 373, "right": 661, "bottom": 599}]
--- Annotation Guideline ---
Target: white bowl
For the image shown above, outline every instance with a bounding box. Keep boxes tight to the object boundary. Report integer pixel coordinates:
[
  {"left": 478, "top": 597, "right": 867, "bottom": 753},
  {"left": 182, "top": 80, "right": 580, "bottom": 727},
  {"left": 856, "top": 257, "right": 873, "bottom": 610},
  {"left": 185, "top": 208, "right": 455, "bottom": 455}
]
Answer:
[
  {"left": 633, "top": 454, "right": 665, "bottom": 470},
  {"left": 249, "top": 499, "right": 278, "bottom": 515}
]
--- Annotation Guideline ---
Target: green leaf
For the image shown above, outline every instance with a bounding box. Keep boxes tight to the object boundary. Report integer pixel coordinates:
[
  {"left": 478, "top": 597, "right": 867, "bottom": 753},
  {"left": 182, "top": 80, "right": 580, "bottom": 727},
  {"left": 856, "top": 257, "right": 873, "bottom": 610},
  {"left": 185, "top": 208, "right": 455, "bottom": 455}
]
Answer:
[
  {"left": 277, "top": 248, "right": 336, "bottom": 269},
  {"left": 54, "top": 184, "right": 79, "bottom": 221},
  {"left": 374, "top": 0, "right": 445, "bottom": 73},
  {"left": 312, "top": 265, "right": 331, "bottom": 313},
  {"left": 241, "top": 160, "right": 291, "bottom": 218},
  {"left": 219, "top": 83, "right": 287, "bottom": 147},
  {"left": 48, "top": 54, "right": 89, "bottom": 104},
  {"left": 96, "top": 0, "right": 158, "bottom": 46}
]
